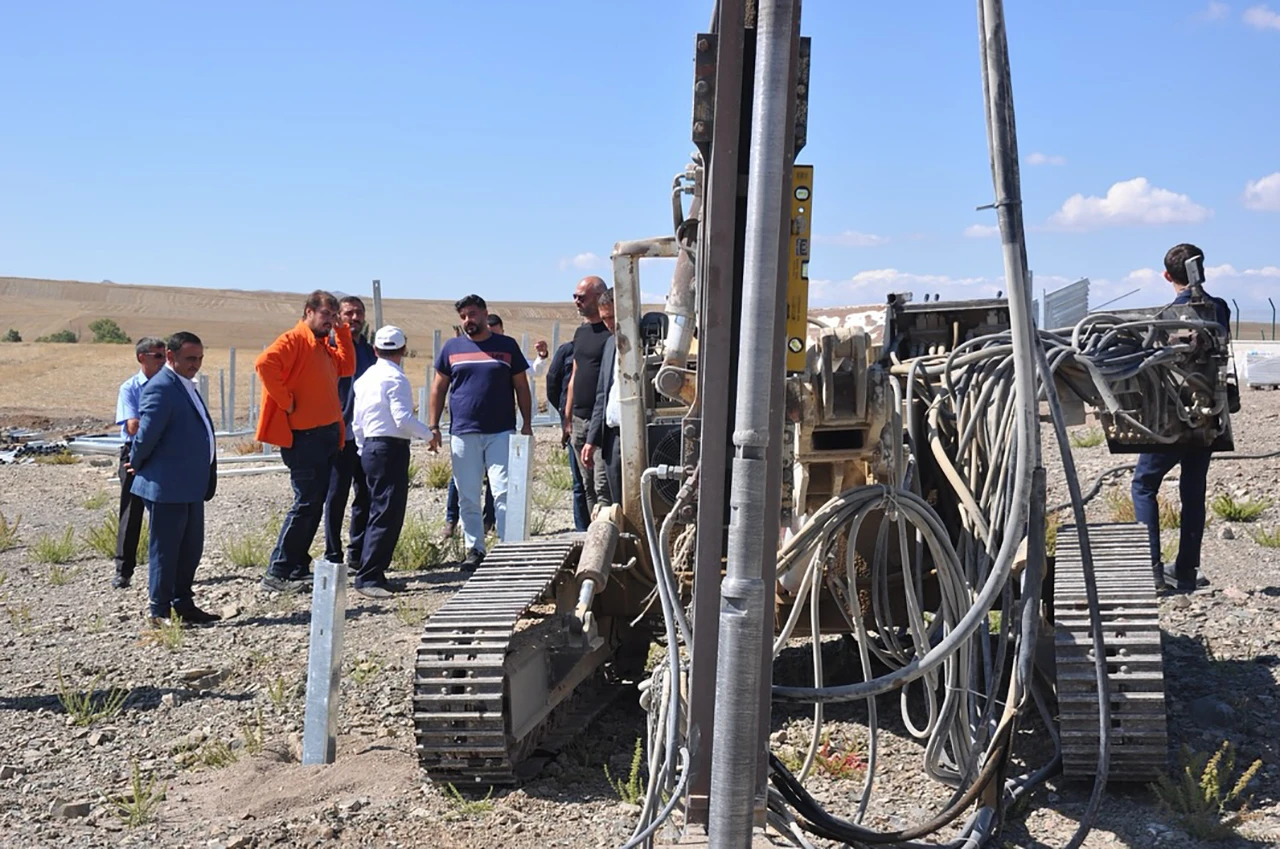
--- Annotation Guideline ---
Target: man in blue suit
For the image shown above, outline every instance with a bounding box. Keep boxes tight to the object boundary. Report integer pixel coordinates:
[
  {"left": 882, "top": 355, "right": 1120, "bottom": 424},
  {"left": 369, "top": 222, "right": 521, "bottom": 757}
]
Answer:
[{"left": 129, "top": 331, "right": 221, "bottom": 627}]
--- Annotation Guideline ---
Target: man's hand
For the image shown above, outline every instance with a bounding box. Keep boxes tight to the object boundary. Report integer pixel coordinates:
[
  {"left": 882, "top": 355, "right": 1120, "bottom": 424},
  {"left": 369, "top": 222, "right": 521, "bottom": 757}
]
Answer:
[
  {"left": 534, "top": 340, "right": 548, "bottom": 359},
  {"left": 123, "top": 461, "right": 135, "bottom": 475},
  {"left": 560, "top": 428, "right": 571, "bottom": 448},
  {"left": 428, "top": 427, "right": 442, "bottom": 454},
  {"left": 521, "top": 422, "right": 533, "bottom": 437},
  {"left": 581, "top": 443, "right": 595, "bottom": 469}
]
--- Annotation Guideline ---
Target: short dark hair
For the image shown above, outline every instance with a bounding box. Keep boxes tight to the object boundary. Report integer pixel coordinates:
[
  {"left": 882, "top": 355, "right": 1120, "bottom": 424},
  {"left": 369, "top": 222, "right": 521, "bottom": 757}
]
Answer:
[
  {"left": 455, "top": 294, "right": 487, "bottom": 313},
  {"left": 135, "top": 336, "right": 165, "bottom": 356},
  {"left": 304, "top": 290, "right": 339, "bottom": 314},
  {"left": 1164, "top": 243, "right": 1204, "bottom": 287},
  {"left": 167, "top": 331, "right": 202, "bottom": 352},
  {"left": 598, "top": 288, "right": 614, "bottom": 308},
  {"left": 339, "top": 295, "right": 366, "bottom": 310},
  {"left": 487, "top": 314, "right": 503, "bottom": 327}
]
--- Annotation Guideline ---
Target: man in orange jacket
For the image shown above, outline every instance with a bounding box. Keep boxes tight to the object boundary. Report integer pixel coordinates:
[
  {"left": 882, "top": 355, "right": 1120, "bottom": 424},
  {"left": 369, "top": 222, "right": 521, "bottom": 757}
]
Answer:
[{"left": 255, "top": 290, "right": 356, "bottom": 593}]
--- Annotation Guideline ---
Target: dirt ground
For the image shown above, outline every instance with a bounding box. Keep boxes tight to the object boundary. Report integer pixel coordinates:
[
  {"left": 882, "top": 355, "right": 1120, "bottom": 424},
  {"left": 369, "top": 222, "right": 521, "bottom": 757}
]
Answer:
[{"left": 2, "top": 394, "right": 1280, "bottom": 846}]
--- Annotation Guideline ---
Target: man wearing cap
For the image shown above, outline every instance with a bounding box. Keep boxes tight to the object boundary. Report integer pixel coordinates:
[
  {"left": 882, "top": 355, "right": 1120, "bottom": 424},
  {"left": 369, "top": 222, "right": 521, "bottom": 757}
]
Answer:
[
  {"left": 428, "top": 295, "right": 533, "bottom": 572},
  {"left": 350, "top": 326, "right": 433, "bottom": 598}
]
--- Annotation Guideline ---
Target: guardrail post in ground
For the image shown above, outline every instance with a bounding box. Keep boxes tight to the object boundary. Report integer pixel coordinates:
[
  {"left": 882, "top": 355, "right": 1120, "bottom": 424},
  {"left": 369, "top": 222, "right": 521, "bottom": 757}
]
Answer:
[
  {"left": 302, "top": 558, "right": 347, "bottom": 765},
  {"left": 503, "top": 434, "right": 534, "bottom": 542}
]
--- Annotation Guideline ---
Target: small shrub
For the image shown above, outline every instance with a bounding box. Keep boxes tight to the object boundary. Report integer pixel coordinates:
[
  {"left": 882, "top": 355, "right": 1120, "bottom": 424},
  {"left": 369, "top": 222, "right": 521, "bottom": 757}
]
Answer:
[
  {"left": 231, "top": 440, "right": 264, "bottom": 456},
  {"left": 1044, "top": 511, "right": 1061, "bottom": 558},
  {"left": 392, "top": 512, "right": 446, "bottom": 571},
  {"left": 3, "top": 328, "right": 20, "bottom": 343},
  {"left": 444, "top": 783, "right": 494, "bottom": 817},
  {"left": 605, "top": 737, "right": 646, "bottom": 805},
  {"left": 35, "top": 329, "right": 77, "bottom": 343},
  {"left": 393, "top": 600, "right": 426, "bottom": 627},
  {"left": 406, "top": 460, "right": 422, "bottom": 489},
  {"left": 1069, "top": 428, "right": 1105, "bottom": 448},
  {"left": 82, "top": 491, "right": 111, "bottom": 510},
  {"left": 241, "top": 708, "right": 265, "bottom": 755},
  {"left": 541, "top": 462, "right": 574, "bottom": 492},
  {"left": 348, "top": 658, "right": 381, "bottom": 686},
  {"left": 89, "top": 318, "right": 131, "bottom": 344},
  {"left": 423, "top": 457, "right": 452, "bottom": 489},
  {"left": 7, "top": 602, "right": 33, "bottom": 633},
  {"left": 111, "top": 761, "right": 166, "bottom": 828},
  {"left": 1159, "top": 497, "right": 1181, "bottom": 530},
  {"left": 56, "top": 663, "right": 130, "bottom": 727},
  {"left": 223, "top": 528, "right": 273, "bottom": 570},
  {"left": 265, "top": 676, "right": 291, "bottom": 708},
  {"left": 198, "top": 738, "right": 239, "bottom": 769},
  {"left": 48, "top": 564, "right": 76, "bottom": 586},
  {"left": 34, "top": 451, "right": 78, "bottom": 466},
  {"left": 82, "top": 512, "right": 119, "bottom": 558},
  {"left": 33, "top": 528, "right": 79, "bottom": 564},
  {"left": 813, "top": 735, "right": 867, "bottom": 780},
  {"left": 1250, "top": 525, "right": 1280, "bottom": 549},
  {"left": 0, "top": 512, "right": 20, "bottom": 552},
  {"left": 1104, "top": 490, "right": 1179, "bottom": 528},
  {"left": 1150, "top": 741, "right": 1262, "bottom": 840},
  {"left": 1161, "top": 539, "right": 1179, "bottom": 565},
  {"left": 1211, "top": 494, "right": 1270, "bottom": 523},
  {"left": 140, "top": 613, "right": 185, "bottom": 651}
]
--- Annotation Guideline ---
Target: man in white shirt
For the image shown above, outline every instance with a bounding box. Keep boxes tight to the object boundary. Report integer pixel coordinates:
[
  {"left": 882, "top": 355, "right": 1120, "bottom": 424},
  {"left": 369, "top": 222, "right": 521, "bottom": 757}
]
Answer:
[{"left": 350, "top": 325, "right": 433, "bottom": 598}]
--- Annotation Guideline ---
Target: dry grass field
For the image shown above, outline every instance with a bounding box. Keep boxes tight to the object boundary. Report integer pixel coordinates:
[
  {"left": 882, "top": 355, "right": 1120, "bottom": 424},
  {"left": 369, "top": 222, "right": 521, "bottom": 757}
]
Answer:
[{"left": 0, "top": 276, "right": 585, "bottom": 428}]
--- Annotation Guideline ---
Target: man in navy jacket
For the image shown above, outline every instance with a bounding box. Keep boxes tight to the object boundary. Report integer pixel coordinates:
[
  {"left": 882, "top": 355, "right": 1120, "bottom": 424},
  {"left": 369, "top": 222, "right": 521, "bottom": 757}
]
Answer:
[{"left": 129, "top": 331, "right": 220, "bottom": 627}]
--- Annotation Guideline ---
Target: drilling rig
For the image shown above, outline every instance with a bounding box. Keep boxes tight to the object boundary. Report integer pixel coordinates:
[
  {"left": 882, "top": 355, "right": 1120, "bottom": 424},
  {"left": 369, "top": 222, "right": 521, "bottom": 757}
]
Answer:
[{"left": 413, "top": 1, "right": 1235, "bottom": 845}]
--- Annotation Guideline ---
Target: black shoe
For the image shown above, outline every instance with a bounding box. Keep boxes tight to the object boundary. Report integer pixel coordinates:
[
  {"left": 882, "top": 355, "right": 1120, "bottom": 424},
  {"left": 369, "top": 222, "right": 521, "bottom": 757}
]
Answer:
[
  {"left": 1156, "top": 563, "right": 1198, "bottom": 594},
  {"left": 112, "top": 573, "right": 132, "bottom": 589},
  {"left": 460, "top": 548, "right": 486, "bottom": 575},
  {"left": 174, "top": 606, "right": 222, "bottom": 626},
  {"left": 260, "top": 574, "right": 310, "bottom": 594},
  {"left": 354, "top": 583, "right": 395, "bottom": 599}
]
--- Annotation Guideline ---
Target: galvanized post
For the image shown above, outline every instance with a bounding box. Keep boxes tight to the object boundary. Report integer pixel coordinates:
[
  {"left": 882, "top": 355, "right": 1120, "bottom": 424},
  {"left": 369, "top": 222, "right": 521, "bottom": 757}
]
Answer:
[
  {"left": 197, "top": 373, "right": 210, "bottom": 408},
  {"left": 708, "top": 0, "right": 796, "bottom": 844},
  {"left": 302, "top": 558, "right": 347, "bottom": 765},
  {"left": 219, "top": 369, "right": 228, "bottom": 431},
  {"left": 248, "top": 373, "right": 257, "bottom": 427},
  {"left": 1232, "top": 299, "right": 1240, "bottom": 339},
  {"left": 1270, "top": 297, "right": 1276, "bottom": 341},
  {"left": 551, "top": 320, "right": 561, "bottom": 355},
  {"left": 418, "top": 387, "right": 428, "bottom": 426},
  {"left": 228, "top": 348, "right": 237, "bottom": 431},
  {"left": 433, "top": 330, "right": 442, "bottom": 369},
  {"left": 372, "top": 279, "right": 384, "bottom": 332},
  {"left": 503, "top": 434, "right": 535, "bottom": 542}
]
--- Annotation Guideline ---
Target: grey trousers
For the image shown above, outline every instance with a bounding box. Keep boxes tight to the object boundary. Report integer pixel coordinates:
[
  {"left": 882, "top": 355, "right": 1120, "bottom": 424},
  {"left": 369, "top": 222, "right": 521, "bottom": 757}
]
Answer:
[{"left": 571, "top": 415, "right": 612, "bottom": 517}]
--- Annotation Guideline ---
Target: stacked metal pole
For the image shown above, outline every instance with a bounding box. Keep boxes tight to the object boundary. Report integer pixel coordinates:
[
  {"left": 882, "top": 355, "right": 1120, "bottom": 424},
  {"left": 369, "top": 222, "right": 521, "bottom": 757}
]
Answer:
[{"left": 707, "top": 0, "right": 795, "bottom": 844}]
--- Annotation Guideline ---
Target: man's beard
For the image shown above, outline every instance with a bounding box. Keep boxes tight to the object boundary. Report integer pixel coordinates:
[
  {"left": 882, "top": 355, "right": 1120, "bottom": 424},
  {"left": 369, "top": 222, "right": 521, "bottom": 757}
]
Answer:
[{"left": 463, "top": 321, "right": 481, "bottom": 336}]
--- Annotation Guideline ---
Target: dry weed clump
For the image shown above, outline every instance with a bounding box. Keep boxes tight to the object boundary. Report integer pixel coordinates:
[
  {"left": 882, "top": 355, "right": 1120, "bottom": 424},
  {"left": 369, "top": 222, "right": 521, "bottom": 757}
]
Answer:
[
  {"left": 33, "top": 528, "right": 79, "bottom": 564},
  {"left": 0, "top": 511, "right": 20, "bottom": 552}
]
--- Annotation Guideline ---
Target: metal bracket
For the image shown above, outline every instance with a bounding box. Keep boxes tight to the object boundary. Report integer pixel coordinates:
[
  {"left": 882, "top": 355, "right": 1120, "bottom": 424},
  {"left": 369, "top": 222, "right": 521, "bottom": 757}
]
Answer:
[{"left": 692, "top": 34, "right": 717, "bottom": 146}]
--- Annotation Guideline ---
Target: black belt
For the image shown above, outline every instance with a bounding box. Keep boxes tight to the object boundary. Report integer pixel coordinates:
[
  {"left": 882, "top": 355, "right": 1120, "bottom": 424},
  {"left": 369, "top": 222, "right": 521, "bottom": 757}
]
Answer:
[
  {"left": 365, "top": 435, "right": 410, "bottom": 444},
  {"left": 292, "top": 423, "right": 340, "bottom": 435}
]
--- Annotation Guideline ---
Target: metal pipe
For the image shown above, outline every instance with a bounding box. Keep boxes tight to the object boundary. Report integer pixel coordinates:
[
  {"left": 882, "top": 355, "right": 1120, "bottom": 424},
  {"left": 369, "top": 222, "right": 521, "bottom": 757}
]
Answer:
[
  {"left": 708, "top": 0, "right": 795, "bottom": 843},
  {"left": 372, "top": 279, "right": 384, "bottom": 332},
  {"left": 219, "top": 369, "right": 228, "bottom": 431},
  {"left": 1231, "top": 299, "right": 1240, "bottom": 339},
  {"left": 1270, "top": 297, "right": 1276, "bottom": 341},
  {"left": 229, "top": 348, "right": 237, "bottom": 431},
  {"left": 656, "top": 189, "right": 701, "bottom": 401}
]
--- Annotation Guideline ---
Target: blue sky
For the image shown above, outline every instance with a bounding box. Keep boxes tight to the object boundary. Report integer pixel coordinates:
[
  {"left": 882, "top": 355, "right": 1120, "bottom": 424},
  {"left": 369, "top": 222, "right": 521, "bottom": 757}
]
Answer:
[{"left": 2, "top": 1, "right": 1277, "bottom": 319}]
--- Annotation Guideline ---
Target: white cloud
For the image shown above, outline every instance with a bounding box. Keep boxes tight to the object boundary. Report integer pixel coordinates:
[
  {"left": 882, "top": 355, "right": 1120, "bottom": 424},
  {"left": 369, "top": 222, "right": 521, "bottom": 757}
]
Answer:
[
  {"left": 1026, "top": 152, "right": 1067, "bottom": 166},
  {"left": 1046, "top": 177, "right": 1212, "bottom": 230},
  {"left": 964, "top": 224, "right": 1000, "bottom": 239},
  {"left": 558, "top": 252, "right": 603, "bottom": 271},
  {"left": 813, "top": 230, "right": 888, "bottom": 248},
  {"left": 1243, "top": 172, "right": 1280, "bottom": 210},
  {"left": 1102, "top": 263, "right": 1280, "bottom": 312},
  {"left": 1244, "top": 4, "right": 1280, "bottom": 29},
  {"left": 640, "top": 290, "right": 667, "bottom": 305},
  {"left": 1203, "top": 1, "right": 1230, "bottom": 20},
  {"left": 810, "top": 269, "right": 1006, "bottom": 306}
]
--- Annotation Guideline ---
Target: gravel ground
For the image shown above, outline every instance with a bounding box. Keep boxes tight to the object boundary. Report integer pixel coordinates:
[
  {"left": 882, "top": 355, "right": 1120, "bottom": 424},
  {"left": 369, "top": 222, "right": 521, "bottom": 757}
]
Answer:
[{"left": 2, "top": 391, "right": 1280, "bottom": 848}]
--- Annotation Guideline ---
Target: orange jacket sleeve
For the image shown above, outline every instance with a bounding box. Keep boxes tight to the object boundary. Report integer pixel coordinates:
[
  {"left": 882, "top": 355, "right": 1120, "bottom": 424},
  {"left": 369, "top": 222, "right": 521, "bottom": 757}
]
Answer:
[
  {"left": 330, "top": 324, "right": 355, "bottom": 377},
  {"left": 255, "top": 327, "right": 301, "bottom": 412}
]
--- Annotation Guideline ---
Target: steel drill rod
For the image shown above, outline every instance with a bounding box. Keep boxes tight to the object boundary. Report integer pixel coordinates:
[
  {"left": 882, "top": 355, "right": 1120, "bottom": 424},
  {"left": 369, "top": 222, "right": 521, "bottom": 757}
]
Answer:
[{"left": 707, "top": 0, "right": 796, "bottom": 844}]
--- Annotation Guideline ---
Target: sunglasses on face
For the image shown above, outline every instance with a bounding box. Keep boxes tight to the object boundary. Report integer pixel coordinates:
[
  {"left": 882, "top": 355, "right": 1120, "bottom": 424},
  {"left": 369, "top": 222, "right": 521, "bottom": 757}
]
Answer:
[{"left": 572, "top": 294, "right": 588, "bottom": 302}]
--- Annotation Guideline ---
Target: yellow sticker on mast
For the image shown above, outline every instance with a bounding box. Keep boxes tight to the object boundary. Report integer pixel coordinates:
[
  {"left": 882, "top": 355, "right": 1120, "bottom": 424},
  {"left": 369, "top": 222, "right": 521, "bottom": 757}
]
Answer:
[{"left": 785, "top": 164, "right": 813, "bottom": 374}]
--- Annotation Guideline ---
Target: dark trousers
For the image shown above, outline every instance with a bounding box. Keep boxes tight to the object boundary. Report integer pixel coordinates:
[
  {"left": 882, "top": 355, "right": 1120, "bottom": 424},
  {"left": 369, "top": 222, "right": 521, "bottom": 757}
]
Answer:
[
  {"left": 446, "top": 476, "right": 495, "bottom": 527},
  {"left": 145, "top": 500, "right": 204, "bottom": 618},
  {"left": 568, "top": 444, "right": 590, "bottom": 532},
  {"left": 1131, "top": 447, "right": 1212, "bottom": 580},
  {"left": 115, "top": 443, "right": 145, "bottom": 578},
  {"left": 268, "top": 424, "right": 340, "bottom": 580},
  {"left": 600, "top": 425, "right": 622, "bottom": 510},
  {"left": 356, "top": 437, "right": 410, "bottom": 587},
  {"left": 323, "top": 439, "right": 370, "bottom": 564}
]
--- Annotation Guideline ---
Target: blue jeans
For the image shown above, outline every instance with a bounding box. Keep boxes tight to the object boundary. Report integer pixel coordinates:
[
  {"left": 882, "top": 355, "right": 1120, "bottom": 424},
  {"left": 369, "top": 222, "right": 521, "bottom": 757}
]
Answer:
[
  {"left": 568, "top": 443, "right": 590, "bottom": 532},
  {"left": 268, "top": 424, "right": 340, "bottom": 580},
  {"left": 145, "top": 500, "right": 204, "bottom": 618},
  {"left": 446, "top": 476, "right": 495, "bottom": 527},
  {"left": 1131, "top": 447, "right": 1212, "bottom": 580},
  {"left": 450, "top": 431, "right": 512, "bottom": 554}
]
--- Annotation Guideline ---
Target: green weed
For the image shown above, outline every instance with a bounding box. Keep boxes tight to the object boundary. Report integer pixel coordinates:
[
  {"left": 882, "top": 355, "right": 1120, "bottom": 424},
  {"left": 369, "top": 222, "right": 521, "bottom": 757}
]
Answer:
[
  {"left": 140, "top": 613, "right": 185, "bottom": 651},
  {"left": 1069, "top": 428, "right": 1105, "bottom": 448},
  {"left": 0, "top": 512, "right": 18, "bottom": 552},
  {"left": 1150, "top": 741, "right": 1262, "bottom": 840},
  {"left": 1249, "top": 525, "right": 1280, "bottom": 549},
  {"left": 82, "top": 491, "right": 111, "bottom": 510},
  {"left": 392, "top": 512, "right": 447, "bottom": 571},
  {"left": 82, "top": 510, "right": 147, "bottom": 563},
  {"left": 445, "top": 783, "right": 494, "bottom": 817},
  {"left": 265, "top": 676, "right": 291, "bottom": 708},
  {"left": 33, "top": 528, "right": 78, "bottom": 564},
  {"left": 48, "top": 564, "right": 76, "bottom": 586},
  {"left": 241, "top": 708, "right": 265, "bottom": 755},
  {"left": 1211, "top": 494, "right": 1271, "bottom": 523},
  {"left": 111, "top": 761, "right": 166, "bottom": 828},
  {"left": 393, "top": 600, "right": 426, "bottom": 628},
  {"left": 34, "top": 452, "right": 78, "bottom": 465},
  {"left": 423, "top": 457, "right": 452, "bottom": 489},
  {"left": 56, "top": 663, "right": 130, "bottom": 727},
  {"left": 349, "top": 658, "right": 381, "bottom": 687},
  {"left": 605, "top": 737, "right": 646, "bottom": 805}
]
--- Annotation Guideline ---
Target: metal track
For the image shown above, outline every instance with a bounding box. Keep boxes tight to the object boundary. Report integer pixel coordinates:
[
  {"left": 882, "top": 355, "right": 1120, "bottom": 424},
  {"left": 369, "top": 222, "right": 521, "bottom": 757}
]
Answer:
[
  {"left": 1053, "top": 522, "right": 1168, "bottom": 782},
  {"left": 413, "top": 537, "right": 586, "bottom": 786}
]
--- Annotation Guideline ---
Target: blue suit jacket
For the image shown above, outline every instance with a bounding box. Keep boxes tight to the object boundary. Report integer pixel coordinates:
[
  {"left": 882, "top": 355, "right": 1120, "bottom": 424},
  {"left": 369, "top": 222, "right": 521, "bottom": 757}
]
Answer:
[{"left": 130, "top": 367, "right": 217, "bottom": 504}]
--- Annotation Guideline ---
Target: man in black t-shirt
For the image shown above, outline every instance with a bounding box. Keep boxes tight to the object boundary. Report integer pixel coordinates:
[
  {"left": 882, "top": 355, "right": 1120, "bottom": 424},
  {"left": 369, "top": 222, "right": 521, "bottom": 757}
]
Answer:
[
  {"left": 428, "top": 294, "right": 532, "bottom": 571},
  {"left": 564, "top": 275, "right": 612, "bottom": 518}
]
